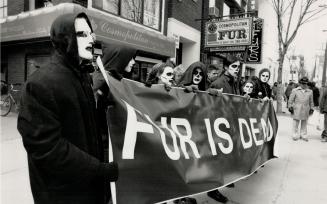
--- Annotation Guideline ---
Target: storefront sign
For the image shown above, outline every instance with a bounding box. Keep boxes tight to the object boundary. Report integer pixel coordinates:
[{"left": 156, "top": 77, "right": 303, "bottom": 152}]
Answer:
[
  {"left": 0, "top": 3, "right": 175, "bottom": 57},
  {"left": 210, "top": 46, "right": 247, "bottom": 52},
  {"left": 245, "top": 18, "right": 263, "bottom": 63},
  {"left": 205, "top": 18, "right": 252, "bottom": 47}
]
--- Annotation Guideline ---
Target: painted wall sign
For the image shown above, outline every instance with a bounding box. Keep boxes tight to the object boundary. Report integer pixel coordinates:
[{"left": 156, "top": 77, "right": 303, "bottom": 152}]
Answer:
[
  {"left": 245, "top": 18, "right": 263, "bottom": 63},
  {"left": 205, "top": 18, "right": 252, "bottom": 47}
]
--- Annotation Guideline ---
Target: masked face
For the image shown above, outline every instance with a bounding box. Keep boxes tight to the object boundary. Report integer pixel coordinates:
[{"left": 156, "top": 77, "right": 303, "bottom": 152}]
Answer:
[
  {"left": 75, "top": 18, "right": 95, "bottom": 61},
  {"left": 125, "top": 58, "right": 135, "bottom": 73},
  {"left": 159, "top": 66, "right": 174, "bottom": 86},
  {"left": 260, "top": 71, "right": 270, "bottom": 83},
  {"left": 193, "top": 68, "right": 203, "bottom": 85},
  {"left": 227, "top": 61, "right": 240, "bottom": 78},
  {"left": 243, "top": 82, "right": 254, "bottom": 94}
]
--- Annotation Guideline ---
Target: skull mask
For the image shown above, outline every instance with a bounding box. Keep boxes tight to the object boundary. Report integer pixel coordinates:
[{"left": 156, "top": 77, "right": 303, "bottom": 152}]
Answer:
[
  {"left": 243, "top": 82, "right": 254, "bottom": 94},
  {"left": 192, "top": 68, "right": 203, "bottom": 85},
  {"left": 227, "top": 61, "right": 240, "bottom": 78},
  {"left": 159, "top": 66, "right": 174, "bottom": 86}
]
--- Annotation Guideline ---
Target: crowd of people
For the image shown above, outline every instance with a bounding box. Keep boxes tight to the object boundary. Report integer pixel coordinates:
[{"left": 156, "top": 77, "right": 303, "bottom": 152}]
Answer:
[{"left": 16, "top": 12, "right": 327, "bottom": 204}]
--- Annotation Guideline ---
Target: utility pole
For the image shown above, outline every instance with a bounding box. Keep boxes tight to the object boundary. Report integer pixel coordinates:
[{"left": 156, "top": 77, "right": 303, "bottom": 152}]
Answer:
[
  {"left": 322, "top": 29, "right": 327, "bottom": 86},
  {"left": 323, "top": 41, "right": 327, "bottom": 86}
]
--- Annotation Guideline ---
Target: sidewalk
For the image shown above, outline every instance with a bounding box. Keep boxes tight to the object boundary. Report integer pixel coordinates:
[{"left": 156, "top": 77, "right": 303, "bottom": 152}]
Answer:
[
  {"left": 1, "top": 108, "right": 327, "bottom": 204},
  {"left": 0, "top": 113, "right": 33, "bottom": 204}
]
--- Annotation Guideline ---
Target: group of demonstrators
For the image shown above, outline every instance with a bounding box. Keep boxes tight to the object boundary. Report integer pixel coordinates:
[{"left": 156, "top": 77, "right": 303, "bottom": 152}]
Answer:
[{"left": 17, "top": 12, "right": 276, "bottom": 204}]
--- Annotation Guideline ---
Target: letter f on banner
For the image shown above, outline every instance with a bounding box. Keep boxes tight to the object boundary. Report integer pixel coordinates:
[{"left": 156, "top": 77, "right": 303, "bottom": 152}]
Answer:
[{"left": 122, "top": 100, "right": 154, "bottom": 159}]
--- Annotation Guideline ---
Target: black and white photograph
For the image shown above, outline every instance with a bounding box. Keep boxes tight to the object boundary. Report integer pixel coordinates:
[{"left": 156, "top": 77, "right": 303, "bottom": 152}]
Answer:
[{"left": 1, "top": 0, "right": 327, "bottom": 203}]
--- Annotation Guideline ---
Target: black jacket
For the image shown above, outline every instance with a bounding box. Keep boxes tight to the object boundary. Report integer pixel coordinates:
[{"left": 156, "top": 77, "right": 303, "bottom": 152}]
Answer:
[
  {"left": 210, "top": 72, "right": 241, "bottom": 95},
  {"left": 178, "top": 61, "right": 207, "bottom": 91},
  {"left": 17, "top": 13, "right": 117, "bottom": 204}
]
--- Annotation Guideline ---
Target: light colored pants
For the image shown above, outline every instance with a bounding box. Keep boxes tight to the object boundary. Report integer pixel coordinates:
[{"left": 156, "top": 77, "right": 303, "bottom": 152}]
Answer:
[{"left": 293, "top": 119, "right": 307, "bottom": 139}]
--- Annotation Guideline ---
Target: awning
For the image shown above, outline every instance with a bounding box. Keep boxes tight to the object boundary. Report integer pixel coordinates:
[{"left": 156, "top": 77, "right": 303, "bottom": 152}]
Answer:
[{"left": 0, "top": 3, "right": 175, "bottom": 57}]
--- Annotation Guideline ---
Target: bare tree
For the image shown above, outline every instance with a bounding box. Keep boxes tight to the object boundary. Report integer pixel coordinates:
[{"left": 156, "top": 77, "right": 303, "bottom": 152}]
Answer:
[{"left": 271, "top": 0, "right": 327, "bottom": 113}]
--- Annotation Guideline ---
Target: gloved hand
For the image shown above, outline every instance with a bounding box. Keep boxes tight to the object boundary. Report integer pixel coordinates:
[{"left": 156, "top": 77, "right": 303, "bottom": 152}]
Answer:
[
  {"left": 184, "top": 85, "right": 199, "bottom": 93},
  {"left": 309, "top": 109, "right": 314, "bottom": 115},
  {"left": 100, "top": 161, "right": 119, "bottom": 182},
  {"left": 288, "top": 107, "right": 294, "bottom": 114},
  {"left": 208, "top": 88, "right": 223, "bottom": 96}
]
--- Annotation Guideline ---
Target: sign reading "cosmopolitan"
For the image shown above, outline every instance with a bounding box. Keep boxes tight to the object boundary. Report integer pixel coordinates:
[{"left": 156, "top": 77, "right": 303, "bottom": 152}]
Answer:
[{"left": 205, "top": 18, "right": 252, "bottom": 47}]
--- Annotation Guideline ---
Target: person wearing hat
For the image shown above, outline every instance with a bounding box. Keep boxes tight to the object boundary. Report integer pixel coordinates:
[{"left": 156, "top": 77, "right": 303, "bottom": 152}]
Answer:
[{"left": 288, "top": 77, "right": 314, "bottom": 141}]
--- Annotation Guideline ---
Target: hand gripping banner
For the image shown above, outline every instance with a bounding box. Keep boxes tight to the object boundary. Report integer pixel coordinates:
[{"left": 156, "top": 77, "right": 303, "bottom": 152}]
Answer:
[{"left": 105, "top": 75, "right": 278, "bottom": 204}]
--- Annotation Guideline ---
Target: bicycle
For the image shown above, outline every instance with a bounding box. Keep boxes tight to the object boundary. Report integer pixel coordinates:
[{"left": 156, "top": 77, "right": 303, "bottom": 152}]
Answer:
[{"left": 0, "top": 82, "right": 22, "bottom": 117}]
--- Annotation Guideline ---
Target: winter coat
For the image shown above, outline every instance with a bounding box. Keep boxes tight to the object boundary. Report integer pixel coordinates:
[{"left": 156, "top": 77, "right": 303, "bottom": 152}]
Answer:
[
  {"left": 210, "top": 72, "right": 241, "bottom": 95},
  {"left": 285, "top": 84, "right": 294, "bottom": 99},
  {"left": 178, "top": 61, "right": 207, "bottom": 91},
  {"left": 320, "top": 87, "right": 327, "bottom": 113},
  {"left": 288, "top": 86, "right": 314, "bottom": 120},
  {"left": 312, "top": 86, "right": 320, "bottom": 107},
  {"left": 17, "top": 13, "right": 117, "bottom": 204}
]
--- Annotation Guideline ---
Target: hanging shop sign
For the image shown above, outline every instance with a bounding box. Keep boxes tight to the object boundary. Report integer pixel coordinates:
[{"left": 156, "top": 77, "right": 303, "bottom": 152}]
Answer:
[
  {"left": 205, "top": 18, "right": 252, "bottom": 47},
  {"left": 210, "top": 46, "right": 247, "bottom": 52},
  {"left": 245, "top": 18, "right": 263, "bottom": 63}
]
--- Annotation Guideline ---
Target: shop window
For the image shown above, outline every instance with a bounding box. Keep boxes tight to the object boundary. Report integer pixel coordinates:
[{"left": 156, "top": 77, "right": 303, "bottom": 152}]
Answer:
[
  {"left": 131, "top": 61, "right": 155, "bottom": 83},
  {"left": 25, "top": 55, "right": 50, "bottom": 81},
  {"left": 143, "top": 0, "right": 160, "bottom": 30},
  {"left": 103, "top": 0, "right": 119, "bottom": 14},
  {"left": 0, "top": 0, "right": 7, "bottom": 18},
  {"left": 1, "top": 57, "right": 7, "bottom": 82},
  {"left": 121, "top": 0, "right": 142, "bottom": 23},
  {"left": 93, "top": 0, "right": 162, "bottom": 30}
]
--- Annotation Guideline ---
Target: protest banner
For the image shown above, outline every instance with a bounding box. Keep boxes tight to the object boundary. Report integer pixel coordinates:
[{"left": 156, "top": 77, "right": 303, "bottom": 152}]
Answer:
[{"left": 105, "top": 76, "right": 278, "bottom": 204}]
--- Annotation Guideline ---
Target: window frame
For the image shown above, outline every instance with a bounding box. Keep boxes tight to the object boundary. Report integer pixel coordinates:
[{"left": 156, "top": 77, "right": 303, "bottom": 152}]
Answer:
[
  {"left": 0, "top": 0, "right": 8, "bottom": 18},
  {"left": 93, "top": 0, "right": 162, "bottom": 31}
]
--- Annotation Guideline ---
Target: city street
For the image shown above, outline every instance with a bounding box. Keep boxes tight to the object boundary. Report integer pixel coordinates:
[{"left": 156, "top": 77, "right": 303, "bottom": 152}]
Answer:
[{"left": 1, "top": 106, "right": 327, "bottom": 204}]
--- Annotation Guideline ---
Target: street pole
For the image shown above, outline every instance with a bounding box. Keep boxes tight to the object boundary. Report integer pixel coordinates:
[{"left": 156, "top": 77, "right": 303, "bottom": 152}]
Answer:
[{"left": 322, "top": 41, "right": 327, "bottom": 86}]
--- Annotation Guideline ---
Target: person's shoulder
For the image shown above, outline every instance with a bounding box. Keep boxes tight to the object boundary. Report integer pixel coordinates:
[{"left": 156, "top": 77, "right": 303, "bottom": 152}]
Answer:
[{"left": 210, "top": 75, "right": 226, "bottom": 88}]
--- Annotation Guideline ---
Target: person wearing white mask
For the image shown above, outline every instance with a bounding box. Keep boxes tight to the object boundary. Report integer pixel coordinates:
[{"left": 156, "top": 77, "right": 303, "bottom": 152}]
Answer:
[{"left": 17, "top": 13, "right": 118, "bottom": 204}]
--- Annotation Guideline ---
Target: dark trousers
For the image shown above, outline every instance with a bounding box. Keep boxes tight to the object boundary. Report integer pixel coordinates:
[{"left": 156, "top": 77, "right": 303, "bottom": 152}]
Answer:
[{"left": 322, "top": 113, "right": 327, "bottom": 138}]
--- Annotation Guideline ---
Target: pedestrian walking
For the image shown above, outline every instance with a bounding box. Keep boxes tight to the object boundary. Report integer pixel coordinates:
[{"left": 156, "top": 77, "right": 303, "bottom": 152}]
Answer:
[
  {"left": 17, "top": 12, "right": 118, "bottom": 204},
  {"left": 288, "top": 77, "right": 314, "bottom": 142},
  {"left": 308, "top": 81, "right": 320, "bottom": 107},
  {"left": 272, "top": 82, "right": 278, "bottom": 100},
  {"left": 285, "top": 82, "right": 295, "bottom": 107},
  {"left": 319, "top": 86, "right": 327, "bottom": 142}
]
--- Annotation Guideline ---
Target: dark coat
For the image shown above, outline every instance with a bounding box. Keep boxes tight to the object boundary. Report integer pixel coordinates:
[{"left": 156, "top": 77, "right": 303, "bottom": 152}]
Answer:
[
  {"left": 210, "top": 72, "right": 241, "bottom": 95},
  {"left": 17, "top": 13, "right": 117, "bottom": 204},
  {"left": 178, "top": 61, "right": 207, "bottom": 91},
  {"left": 312, "top": 86, "right": 320, "bottom": 107},
  {"left": 320, "top": 87, "right": 327, "bottom": 113}
]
